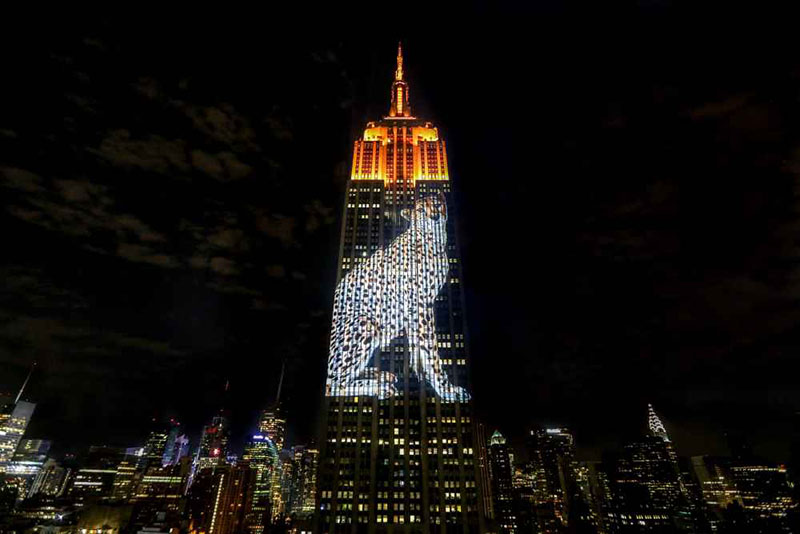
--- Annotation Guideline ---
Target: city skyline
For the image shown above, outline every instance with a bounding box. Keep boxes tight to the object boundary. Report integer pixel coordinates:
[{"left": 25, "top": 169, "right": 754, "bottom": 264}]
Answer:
[{"left": 2, "top": 9, "right": 800, "bottom": 471}]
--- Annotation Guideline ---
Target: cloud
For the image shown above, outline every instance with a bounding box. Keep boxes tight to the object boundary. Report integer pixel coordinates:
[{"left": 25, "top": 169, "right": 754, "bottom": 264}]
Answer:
[
  {"left": 114, "top": 214, "right": 167, "bottom": 243},
  {"left": 117, "top": 243, "right": 180, "bottom": 268},
  {"left": 207, "top": 227, "right": 247, "bottom": 250},
  {"left": 190, "top": 150, "right": 252, "bottom": 181},
  {"left": 264, "top": 116, "right": 293, "bottom": 141},
  {"left": 183, "top": 104, "right": 258, "bottom": 152},
  {"left": 688, "top": 94, "right": 750, "bottom": 120},
  {"left": 1, "top": 167, "right": 45, "bottom": 193},
  {"left": 0, "top": 312, "right": 184, "bottom": 358},
  {"left": 266, "top": 265, "right": 286, "bottom": 278},
  {"left": 253, "top": 210, "right": 297, "bottom": 246},
  {"left": 304, "top": 199, "right": 335, "bottom": 232},
  {"left": 0, "top": 267, "right": 89, "bottom": 311},
  {"left": 209, "top": 256, "right": 238, "bottom": 276},
  {"left": 90, "top": 129, "right": 190, "bottom": 174},
  {"left": 53, "top": 179, "right": 107, "bottom": 203},
  {"left": 5, "top": 173, "right": 175, "bottom": 267}
]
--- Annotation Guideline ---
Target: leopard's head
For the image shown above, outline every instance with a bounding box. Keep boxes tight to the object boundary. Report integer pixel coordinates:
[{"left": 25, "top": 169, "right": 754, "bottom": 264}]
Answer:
[{"left": 401, "top": 193, "right": 447, "bottom": 223}]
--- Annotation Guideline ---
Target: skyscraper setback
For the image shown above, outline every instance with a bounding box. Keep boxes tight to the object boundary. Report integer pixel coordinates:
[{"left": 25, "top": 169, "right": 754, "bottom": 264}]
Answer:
[{"left": 316, "top": 44, "right": 484, "bottom": 533}]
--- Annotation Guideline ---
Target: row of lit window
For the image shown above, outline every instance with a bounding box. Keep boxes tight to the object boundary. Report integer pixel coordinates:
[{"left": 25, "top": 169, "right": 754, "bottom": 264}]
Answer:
[{"left": 440, "top": 359, "right": 468, "bottom": 366}]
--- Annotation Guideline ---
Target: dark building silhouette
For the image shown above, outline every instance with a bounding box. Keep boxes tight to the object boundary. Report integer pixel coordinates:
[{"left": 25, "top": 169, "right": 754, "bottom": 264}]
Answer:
[
  {"left": 601, "top": 437, "right": 683, "bottom": 533},
  {"left": 487, "top": 431, "right": 516, "bottom": 533}
]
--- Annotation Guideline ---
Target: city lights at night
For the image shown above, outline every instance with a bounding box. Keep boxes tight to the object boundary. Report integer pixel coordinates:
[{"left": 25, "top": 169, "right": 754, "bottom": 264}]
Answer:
[{"left": 2, "top": 6, "right": 800, "bottom": 534}]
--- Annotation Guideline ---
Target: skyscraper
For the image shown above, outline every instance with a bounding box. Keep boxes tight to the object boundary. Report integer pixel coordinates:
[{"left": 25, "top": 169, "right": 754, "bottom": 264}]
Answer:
[
  {"left": 196, "top": 414, "right": 231, "bottom": 472},
  {"left": 316, "top": 44, "right": 485, "bottom": 534},
  {"left": 243, "top": 432, "right": 280, "bottom": 533},
  {"left": 29, "top": 457, "right": 70, "bottom": 498},
  {"left": 187, "top": 463, "right": 256, "bottom": 534},
  {"left": 647, "top": 404, "right": 670, "bottom": 443},
  {"left": 244, "top": 367, "right": 288, "bottom": 533},
  {"left": 525, "top": 427, "right": 576, "bottom": 533},
  {"left": 0, "top": 402, "right": 35, "bottom": 474},
  {"left": 487, "top": 431, "right": 516, "bottom": 534},
  {"left": 5, "top": 439, "right": 51, "bottom": 498},
  {"left": 288, "top": 445, "right": 319, "bottom": 519},
  {"left": 601, "top": 437, "right": 683, "bottom": 533}
]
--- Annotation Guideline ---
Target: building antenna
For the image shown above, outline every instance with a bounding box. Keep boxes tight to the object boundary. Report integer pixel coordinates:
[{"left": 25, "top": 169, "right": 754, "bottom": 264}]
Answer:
[
  {"left": 275, "top": 359, "right": 286, "bottom": 405},
  {"left": 15, "top": 362, "right": 36, "bottom": 404}
]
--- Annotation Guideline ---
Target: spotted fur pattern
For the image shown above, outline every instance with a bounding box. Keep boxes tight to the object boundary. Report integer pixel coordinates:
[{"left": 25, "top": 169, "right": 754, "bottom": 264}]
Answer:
[{"left": 326, "top": 193, "right": 469, "bottom": 402}]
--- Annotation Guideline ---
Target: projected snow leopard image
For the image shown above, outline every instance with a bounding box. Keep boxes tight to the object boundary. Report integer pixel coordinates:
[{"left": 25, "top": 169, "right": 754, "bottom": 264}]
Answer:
[{"left": 326, "top": 193, "right": 469, "bottom": 402}]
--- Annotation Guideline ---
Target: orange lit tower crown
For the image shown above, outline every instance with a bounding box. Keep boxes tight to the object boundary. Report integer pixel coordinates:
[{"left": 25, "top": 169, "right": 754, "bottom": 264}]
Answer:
[{"left": 350, "top": 43, "right": 449, "bottom": 186}]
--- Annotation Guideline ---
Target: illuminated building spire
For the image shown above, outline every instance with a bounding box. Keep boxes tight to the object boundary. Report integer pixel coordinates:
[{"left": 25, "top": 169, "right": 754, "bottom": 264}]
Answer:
[
  {"left": 489, "top": 430, "right": 506, "bottom": 446},
  {"left": 389, "top": 42, "right": 411, "bottom": 118},
  {"left": 14, "top": 362, "right": 36, "bottom": 405},
  {"left": 275, "top": 359, "right": 286, "bottom": 404},
  {"left": 395, "top": 41, "right": 404, "bottom": 81},
  {"left": 648, "top": 403, "right": 670, "bottom": 442}
]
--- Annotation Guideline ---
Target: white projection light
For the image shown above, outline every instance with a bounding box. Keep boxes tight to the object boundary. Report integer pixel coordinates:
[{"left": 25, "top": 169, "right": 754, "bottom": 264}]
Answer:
[{"left": 326, "top": 194, "right": 468, "bottom": 402}]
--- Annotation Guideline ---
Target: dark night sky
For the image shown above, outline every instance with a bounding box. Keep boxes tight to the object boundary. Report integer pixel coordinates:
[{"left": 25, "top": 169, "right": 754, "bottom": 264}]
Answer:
[{"left": 3, "top": 7, "right": 800, "bottom": 462}]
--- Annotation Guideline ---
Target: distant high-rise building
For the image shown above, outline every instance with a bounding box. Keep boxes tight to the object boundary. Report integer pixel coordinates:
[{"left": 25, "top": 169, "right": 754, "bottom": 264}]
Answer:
[
  {"left": 257, "top": 404, "right": 286, "bottom": 452},
  {"left": 243, "top": 432, "right": 280, "bottom": 534},
  {"left": 68, "top": 446, "right": 125, "bottom": 503},
  {"left": 315, "top": 43, "right": 485, "bottom": 534},
  {"left": 487, "top": 431, "right": 517, "bottom": 534},
  {"left": 601, "top": 437, "right": 684, "bottom": 533},
  {"left": 128, "top": 457, "right": 192, "bottom": 529},
  {"left": 141, "top": 418, "right": 186, "bottom": 469},
  {"left": 141, "top": 423, "right": 170, "bottom": 469},
  {"left": 241, "top": 397, "right": 288, "bottom": 532},
  {"left": 526, "top": 427, "right": 576, "bottom": 533},
  {"left": 112, "top": 454, "right": 138, "bottom": 501},
  {"left": 29, "top": 458, "right": 70, "bottom": 498},
  {"left": 277, "top": 448, "right": 294, "bottom": 522},
  {"left": 163, "top": 431, "right": 190, "bottom": 467},
  {"left": 187, "top": 463, "right": 256, "bottom": 534},
  {"left": 476, "top": 423, "right": 495, "bottom": 521},
  {"left": 5, "top": 438, "right": 49, "bottom": 474},
  {"left": 196, "top": 414, "right": 231, "bottom": 472},
  {"left": 729, "top": 463, "right": 794, "bottom": 527},
  {"left": 5, "top": 438, "right": 51, "bottom": 498},
  {"left": 258, "top": 404, "right": 287, "bottom": 522},
  {"left": 0, "top": 401, "right": 35, "bottom": 473},
  {"left": 287, "top": 445, "right": 319, "bottom": 519},
  {"left": 647, "top": 404, "right": 670, "bottom": 443}
]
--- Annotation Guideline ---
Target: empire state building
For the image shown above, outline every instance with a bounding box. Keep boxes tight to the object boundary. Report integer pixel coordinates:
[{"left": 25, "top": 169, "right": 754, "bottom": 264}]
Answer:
[{"left": 315, "top": 45, "right": 486, "bottom": 534}]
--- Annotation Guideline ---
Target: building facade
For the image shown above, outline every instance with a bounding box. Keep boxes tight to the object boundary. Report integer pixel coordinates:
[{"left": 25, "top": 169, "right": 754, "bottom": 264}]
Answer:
[
  {"left": 315, "top": 44, "right": 485, "bottom": 534},
  {"left": 196, "top": 414, "right": 231, "bottom": 472},
  {"left": 288, "top": 445, "right": 319, "bottom": 518},
  {"left": 487, "top": 431, "right": 516, "bottom": 534},
  {"left": 0, "top": 401, "right": 35, "bottom": 474},
  {"left": 187, "top": 464, "right": 256, "bottom": 534},
  {"left": 4, "top": 439, "right": 51, "bottom": 499}
]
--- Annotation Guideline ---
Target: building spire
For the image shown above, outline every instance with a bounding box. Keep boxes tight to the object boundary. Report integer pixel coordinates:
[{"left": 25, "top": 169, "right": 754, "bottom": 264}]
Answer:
[
  {"left": 275, "top": 359, "right": 286, "bottom": 405},
  {"left": 648, "top": 403, "right": 670, "bottom": 442},
  {"left": 389, "top": 42, "right": 411, "bottom": 118},
  {"left": 14, "top": 362, "right": 36, "bottom": 405},
  {"left": 395, "top": 42, "right": 404, "bottom": 81},
  {"left": 489, "top": 430, "right": 506, "bottom": 446}
]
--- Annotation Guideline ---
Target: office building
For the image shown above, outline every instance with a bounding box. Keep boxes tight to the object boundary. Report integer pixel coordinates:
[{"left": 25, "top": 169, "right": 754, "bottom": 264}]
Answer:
[
  {"left": 487, "top": 431, "right": 516, "bottom": 534},
  {"left": 315, "top": 44, "right": 484, "bottom": 533},
  {"left": 0, "top": 401, "right": 35, "bottom": 473},
  {"left": 187, "top": 464, "right": 256, "bottom": 534}
]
